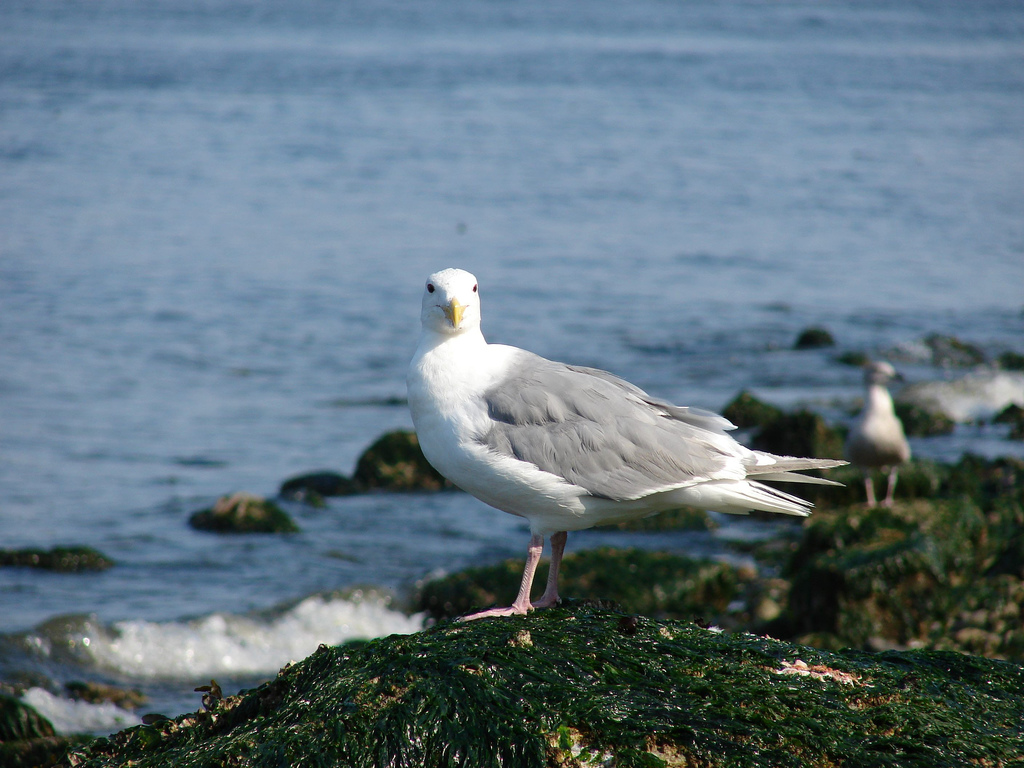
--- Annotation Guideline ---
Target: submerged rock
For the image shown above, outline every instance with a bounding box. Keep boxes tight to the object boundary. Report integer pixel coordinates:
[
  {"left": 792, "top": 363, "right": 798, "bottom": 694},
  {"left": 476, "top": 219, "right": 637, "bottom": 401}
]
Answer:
[
  {"left": 189, "top": 493, "right": 299, "bottom": 534},
  {"left": 352, "top": 430, "right": 452, "bottom": 492},
  {"left": 0, "top": 547, "right": 114, "bottom": 572},
  {"left": 64, "top": 607, "right": 1024, "bottom": 768}
]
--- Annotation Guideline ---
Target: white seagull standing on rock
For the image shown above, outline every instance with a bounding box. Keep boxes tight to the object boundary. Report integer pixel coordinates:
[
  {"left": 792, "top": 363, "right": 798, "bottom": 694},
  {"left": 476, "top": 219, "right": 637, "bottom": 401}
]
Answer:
[
  {"left": 407, "top": 268, "right": 847, "bottom": 620},
  {"left": 845, "top": 361, "right": 911, "bottom": 507}
]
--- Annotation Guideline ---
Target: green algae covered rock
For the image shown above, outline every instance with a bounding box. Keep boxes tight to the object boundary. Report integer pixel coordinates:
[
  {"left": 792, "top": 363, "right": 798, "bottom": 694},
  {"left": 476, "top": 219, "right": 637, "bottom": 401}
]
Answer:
[
  {"left": 894, "top": 401, "right": 956, "bottom": 437},
  {"left": 793, "top": 326, "right": 835, "bottom": 350},
  {"left": 352, "top": 430, "right": 452, "bottom": 492},
  {"left": 64, "top": 607, "right": 1024, "bottom": 768},
  {"left": 0, "top": 546, "right": 114, "bottom": 572},
  {"left": 189, "top": 493, "right": 299, "bottom": 534},
  {"left": 720, "top": 390, "right": 783, "bottom": 430},
  {"left": 750, "top": 409, "right": 845, "bottom": 461},
  {"left": 718, "top": 391, "right": 845, "bottom": 460},
  {"left": 778, "top": 498, "right": 1024, "bottom": 661},
  {"left": 415, "top": 548, "right": 750, "bottom": 622}
]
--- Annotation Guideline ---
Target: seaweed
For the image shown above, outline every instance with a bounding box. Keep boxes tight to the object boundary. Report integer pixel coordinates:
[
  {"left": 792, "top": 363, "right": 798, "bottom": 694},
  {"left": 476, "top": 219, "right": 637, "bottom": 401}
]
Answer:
[{"left": 64, "top": 608, "right": 1024, "bottom": 768}]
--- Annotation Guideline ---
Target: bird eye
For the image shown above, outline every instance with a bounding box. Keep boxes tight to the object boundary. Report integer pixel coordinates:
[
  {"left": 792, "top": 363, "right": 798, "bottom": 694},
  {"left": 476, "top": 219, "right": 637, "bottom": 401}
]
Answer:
[
  {"left": 472, "top": 284, "right": 478, "bottom": 293},
  {"left": 427, "top": 283, "right": 435, "bottom": 293}
]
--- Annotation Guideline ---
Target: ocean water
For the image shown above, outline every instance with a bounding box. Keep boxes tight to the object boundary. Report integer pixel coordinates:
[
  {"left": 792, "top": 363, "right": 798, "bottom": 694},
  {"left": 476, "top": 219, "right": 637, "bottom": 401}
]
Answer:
[{"left": 2, "top": 0, "right": 1023, "bottom": 734}]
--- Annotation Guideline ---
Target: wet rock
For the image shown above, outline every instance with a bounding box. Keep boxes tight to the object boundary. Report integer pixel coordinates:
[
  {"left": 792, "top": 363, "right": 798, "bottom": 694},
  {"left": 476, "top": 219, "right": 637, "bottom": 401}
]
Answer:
[
  {"left": 922, "top": 333, "right": 987, "bottom": 368},
  {"left": 0, "top": 694, "right": 78, "bottom": 768},
  {"left": 721, "top": 389, "right": 784, "bottom": 429},
  {"left": 352, "top": 430, "right": 452, "bottom": 492},
  {"left": 278, "top": 471, "right": 357, "bottom": 502},
  {"left": 777, "top": 492, "right": 1024, "bottom": 662},
  {"left": 0, "top": 694, "right": 54, "bottom": 742},
  {"left": 0, "top": 547, "right": 114, "bottom": 572},
  {"left": 189, "top": 493, "right": 299, "bottom": 534},
  {"left": 66, "top": 682, "right": 147, "bottom": 710},
  {"left": 793, "top": 326, "right": 835, "bottom": 349},
  {"left": 65, "top": 607, "right": 1024, "bottom": 768},
  {"left": 414, "top": 548, "right": 749, "bottom": 622},
  {"left": 998, "top": 350, "right": 1024, "bottom": 371},
  {"left": 994, "top": 403, "right": 1024, "bottom": 440},
  {"left": 751, "top": 409, "right": 845, "bottom": 461},
  {"left": 893, "top": 401, "right": 955, "bottom": 437}
]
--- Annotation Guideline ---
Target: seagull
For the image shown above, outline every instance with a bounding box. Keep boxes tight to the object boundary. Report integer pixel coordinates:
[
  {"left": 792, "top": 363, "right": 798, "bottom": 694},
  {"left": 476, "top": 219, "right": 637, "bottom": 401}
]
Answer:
[
  {"left": 845, "top": 361, "right": 911, "bottom": 507},
  {"left": 407, "top": 268, "right": 846, "bottom": 620}
]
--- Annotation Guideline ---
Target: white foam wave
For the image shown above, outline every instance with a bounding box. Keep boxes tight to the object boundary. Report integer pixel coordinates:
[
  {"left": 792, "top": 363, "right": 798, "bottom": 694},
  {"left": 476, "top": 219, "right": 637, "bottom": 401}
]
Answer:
[
  {"left": 74, "top": 593, "right": 425, "bottom": 680},
  {"left": 21, "top": 687, "right": 141, "bottom": 736},
  {"left": 899, "top": 371, "right": 1024, "bottom": 422}
]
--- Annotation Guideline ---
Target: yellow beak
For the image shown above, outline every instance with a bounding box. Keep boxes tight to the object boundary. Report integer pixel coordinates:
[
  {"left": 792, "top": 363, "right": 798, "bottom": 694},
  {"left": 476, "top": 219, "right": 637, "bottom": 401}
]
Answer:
[{"left": 443, "top": 298, "right": 465, "bottom": 328}]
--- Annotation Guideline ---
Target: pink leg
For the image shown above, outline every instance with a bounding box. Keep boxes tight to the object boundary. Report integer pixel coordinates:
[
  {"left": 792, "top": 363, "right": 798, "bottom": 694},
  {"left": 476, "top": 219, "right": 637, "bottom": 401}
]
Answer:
[
  {"left": 461, "top": 533, "right": 545, "bottom": 621},
  {"left": 532, "top": 531, "right": 567, "bottom": 609},
  {"left": 883, "top": 467, "right": 899, "bottom": 507},
  {"left": 863, "top": 471, "right": 877, "bottom": 507}
]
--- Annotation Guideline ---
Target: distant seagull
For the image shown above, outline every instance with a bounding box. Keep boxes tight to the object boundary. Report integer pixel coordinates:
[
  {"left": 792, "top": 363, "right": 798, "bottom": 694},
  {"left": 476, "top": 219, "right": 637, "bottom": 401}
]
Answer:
[
  {"left": 845, "top": 361, "right": 911, "bottom": 507},
  {"left": 408, "top": 268, "right": 846, "bottom": 620}
]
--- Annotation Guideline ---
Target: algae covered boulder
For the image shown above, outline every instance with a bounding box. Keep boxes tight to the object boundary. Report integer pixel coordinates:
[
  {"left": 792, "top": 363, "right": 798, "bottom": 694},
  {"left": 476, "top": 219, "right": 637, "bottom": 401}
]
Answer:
[
  {"left": 719, "top": 391, "right": 844, "bottom": 460},
  {"left": 893, "top": 401, "right": 955, "bottom": 437},
  {"left": 64, "top": 607, "right": 1024, "bottom": 768},
  {"left": 778, "top": 497, "right": 1024, "bottom": 661},
  {"left": 352, "top": 430, "right": 451, "bottom": 492},
  {"left": 189, "top": 493, "right": 299, "bottom": 534},
  {"left": 0, "top": 546, "right": 114, "bottom": 572},
  {"left": 751, "top": 409, "right": 845, "bottom": 461},
  {"left": 721, "top": 390, "right": 783, "bottom": 430},
  {"left": 793, "top": 326, "right": 835, "bottom": 350}
]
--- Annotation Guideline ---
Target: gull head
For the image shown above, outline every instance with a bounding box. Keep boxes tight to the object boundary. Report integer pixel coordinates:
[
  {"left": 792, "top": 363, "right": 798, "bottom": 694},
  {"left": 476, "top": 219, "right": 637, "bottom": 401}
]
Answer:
[
  {"left": 864, "top": 360, "right": 901, "bottom": 387},
  {"left": 421, "top": 268, "right": 481, "bottom": 335}
]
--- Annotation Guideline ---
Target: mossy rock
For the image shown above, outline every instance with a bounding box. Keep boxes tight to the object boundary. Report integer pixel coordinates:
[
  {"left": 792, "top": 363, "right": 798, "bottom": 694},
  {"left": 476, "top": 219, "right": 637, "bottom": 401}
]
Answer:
[
  {"left": 997, "top": 350, "right": 1024, "bottom": 371},
  {"left": 893, "top": 401, "right": 955, "bottom": 437},
  {"left": 993, "top": 403, "right": 1024, "bottom": 440},
  {"left": 721, "top": 390, "right": 784, "bottom": 430},
  {"left": 65, "top": 607, "right": 1024, "bottom": 768},
  {"left": 66, "top": 682, "right": 147, "bottom": 710},
  {"left": 189, "top": 494, "right": 299, "bottom": 534},
  {"left": 793, "top": 326, "right": 835, "bottom": 349},
  {"left": 943, "top": 454, "right": 1024, "bottom": 506},
  {"left": 751, "top": 409, "right": 845, "bottom": 461},
  {"left": 0, "top": 546, "right": 114, "bottom": 572},
  {"left": 0, "top": 694, "right": 54, "bottom": 742},
  {"left": 414, "top": 548, "right": 751, "bottom": 622},
  {"left": 278, "top": 471, "right": 358, "bottom": 503},
  {"left": 352, "top": 430, "right": 452, "bottom": 492},
  {"left": 923, "top": 333, "right": 986, "bottom": 368},
  {"left": 778, "top": 498, "right": 1024, "bottom": 661}
]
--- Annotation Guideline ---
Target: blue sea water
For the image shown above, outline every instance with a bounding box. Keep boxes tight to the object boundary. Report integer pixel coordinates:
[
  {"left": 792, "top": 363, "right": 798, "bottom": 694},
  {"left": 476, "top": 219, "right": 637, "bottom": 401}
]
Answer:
[{"left": 1, "top": 0, "right": 1023, "bottom": 733}]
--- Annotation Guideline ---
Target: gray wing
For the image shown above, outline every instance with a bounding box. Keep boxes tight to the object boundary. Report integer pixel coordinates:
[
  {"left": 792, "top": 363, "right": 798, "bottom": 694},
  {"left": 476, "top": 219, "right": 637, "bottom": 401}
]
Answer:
[{"left": 478, "top": 351, "right": 739, "bottom": 501}]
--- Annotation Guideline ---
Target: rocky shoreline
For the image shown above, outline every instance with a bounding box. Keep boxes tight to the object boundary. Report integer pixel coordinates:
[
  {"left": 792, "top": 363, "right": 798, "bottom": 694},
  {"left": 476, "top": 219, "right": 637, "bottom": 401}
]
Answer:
[{"left": 4, "top": 381, "right": 1024, "bottom": 767}]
